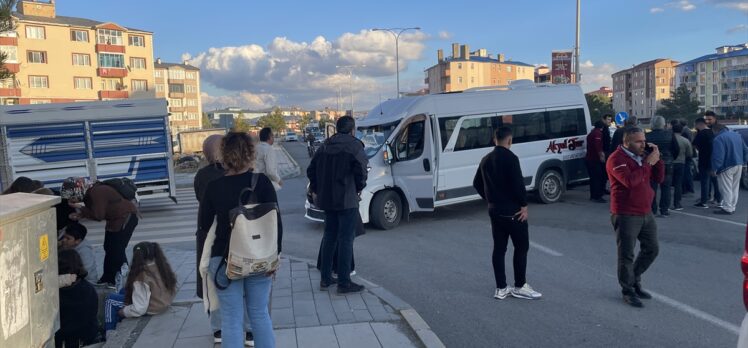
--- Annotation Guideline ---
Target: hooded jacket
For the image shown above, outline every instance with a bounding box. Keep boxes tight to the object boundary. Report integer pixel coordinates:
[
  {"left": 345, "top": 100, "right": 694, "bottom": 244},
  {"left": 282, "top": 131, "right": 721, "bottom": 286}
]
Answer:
[{"left": 307, "top": 133, "right": 368, "bottom": 211}]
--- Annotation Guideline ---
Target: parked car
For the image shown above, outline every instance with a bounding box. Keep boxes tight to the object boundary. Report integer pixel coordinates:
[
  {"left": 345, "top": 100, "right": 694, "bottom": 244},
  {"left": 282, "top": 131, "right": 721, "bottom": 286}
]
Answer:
[
  {"left": 314, "top": 132, "right": 325, "bottom": 143},
  {"left": 285, "top": 131, "right": 298, "bottom": 142}
]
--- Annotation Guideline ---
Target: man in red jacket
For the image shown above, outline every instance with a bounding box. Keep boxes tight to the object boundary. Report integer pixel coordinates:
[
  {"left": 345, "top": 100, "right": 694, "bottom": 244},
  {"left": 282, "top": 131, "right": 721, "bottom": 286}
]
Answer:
[{"left": 606, "top": 127, "right": 664, "bottom": 308}]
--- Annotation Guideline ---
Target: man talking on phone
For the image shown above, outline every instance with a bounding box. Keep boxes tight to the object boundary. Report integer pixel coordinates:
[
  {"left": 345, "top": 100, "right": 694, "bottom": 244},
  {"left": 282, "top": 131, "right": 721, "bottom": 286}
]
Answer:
[
  {"left": 607, "top": 127, "right": 664, "bottom": 307},
  {"left": 473, "top": 127, "right": 542, "bottom": 301}
]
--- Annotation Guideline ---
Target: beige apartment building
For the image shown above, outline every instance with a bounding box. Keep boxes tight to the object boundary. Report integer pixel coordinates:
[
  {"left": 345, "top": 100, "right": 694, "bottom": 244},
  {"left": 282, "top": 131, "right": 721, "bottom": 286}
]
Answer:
[
  {"left": 612, "top": 59, "right": 678, "bottom": 122},
  {"left": 425, "top": 43, "right": 535, "bottom": 94},
  {"left": 154, "top": 59, "right": 202, "bottom": 134},
  {"left": 0, "top": 0, "right": 155, "bottom": 105}
]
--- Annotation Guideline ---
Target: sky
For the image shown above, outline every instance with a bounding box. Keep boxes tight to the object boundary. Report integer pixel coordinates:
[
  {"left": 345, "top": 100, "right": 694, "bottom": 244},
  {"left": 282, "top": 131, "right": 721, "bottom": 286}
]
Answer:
[{"left": 57, "top": 0, "right": 748, "bottom": 112}]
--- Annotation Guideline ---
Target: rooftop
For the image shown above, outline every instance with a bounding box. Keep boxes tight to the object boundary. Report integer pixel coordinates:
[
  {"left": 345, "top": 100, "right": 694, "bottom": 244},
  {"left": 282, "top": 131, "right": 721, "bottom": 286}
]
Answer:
[
  {"left": 154, "top": 62, "right": 200, "bottom": 71},
  {"left": 444, "top": 56, "right": 535, "bottom": 67},
  {"left": 677, "top": 44, "right": 748, "bottom": 67},
  {"left": 13, "top": 12, "right": 151, "bottom": 33}
]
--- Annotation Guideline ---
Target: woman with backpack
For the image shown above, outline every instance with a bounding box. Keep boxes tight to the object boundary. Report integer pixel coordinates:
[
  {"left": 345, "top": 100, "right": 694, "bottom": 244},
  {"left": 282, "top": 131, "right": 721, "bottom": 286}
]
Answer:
[
  {"left": 61, "top": 176, "right": 139, "bottom": 285},
  {"left": 199, "top": 132, "right": 282, "bottom": 348}
]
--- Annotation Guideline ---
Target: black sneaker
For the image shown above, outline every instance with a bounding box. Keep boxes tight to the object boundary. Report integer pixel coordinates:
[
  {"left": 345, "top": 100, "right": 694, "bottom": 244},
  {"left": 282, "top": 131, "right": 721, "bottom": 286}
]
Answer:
[
  {"left": 633, "top": 284, "right": 652, "bottom": 300},
  {"left": 693, "top": 203, "right": 708, "bottom": 208},
  {"left": 245, "top": 331, "right": 254, "bottom": 347},
  {"left": 590, "top": 197, "right": 607, "bottom": 203},
  {"left": 337, "top": 281, "right": 365, "bottom": 294},
  {"left": 320, "top": 278, "right": 337, "bottom": 291},
  {"left": 213, "top": 330, "right": 221, "bottom": 343},
  {"left": 657, "top": 212, "right": 669, "bottom": 218},
  {"left": 623, "top": 293, "right": 643, "bottom": 308}
]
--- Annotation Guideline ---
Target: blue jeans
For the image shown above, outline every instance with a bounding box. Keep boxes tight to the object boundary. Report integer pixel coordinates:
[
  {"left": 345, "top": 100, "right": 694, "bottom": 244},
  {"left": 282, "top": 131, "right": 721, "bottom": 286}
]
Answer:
[
  {"left": 209, "top": 257, "right": 274, "bottom": 348},
  {"left": 321, "top": 208, "right": 357, "bottom": 285},
  {"left": 698, "top": 169, "right": 722, "bottom": 204}
]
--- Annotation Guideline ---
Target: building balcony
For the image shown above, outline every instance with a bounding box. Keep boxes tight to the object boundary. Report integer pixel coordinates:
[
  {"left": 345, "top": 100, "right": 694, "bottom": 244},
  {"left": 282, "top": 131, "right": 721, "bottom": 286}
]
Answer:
[
  {"left": 424, "top": 77, "right": 429, "bottom": 84},
  {"left": 3, "top": 63, "right": 19, "bottom": 73},
  {"left": 441, "top": 70, "right": 450, "bottom": 77},
  {"left": 98, "top": 68, "right": 127, "bottom": 78},
  {"left": 0, "top": 88, "right": 20, "bottom": 97},
  {"left": 99, "top": 90, "right": 129, "bottom": 99},
  {"left": 169, "top": 92, "right": 184, "bottom": 98},
  {"left": 169, "top": 106, "right": 186, "bottom": 113},
  {"left": 95, "top": 44, "right": 126, "bottom": 54},
  {"left": 0, "top": 37, "right": 17, "bottom": 46}
]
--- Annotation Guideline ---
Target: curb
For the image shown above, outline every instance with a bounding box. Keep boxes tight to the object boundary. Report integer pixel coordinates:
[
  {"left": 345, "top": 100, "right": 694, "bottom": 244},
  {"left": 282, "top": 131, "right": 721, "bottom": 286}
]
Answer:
[
  {"left": 286, "top": 255, "right": 446, "bottom": 348},
  {"left": 276, "top": 143, "right": 301, "bottom": 179}
]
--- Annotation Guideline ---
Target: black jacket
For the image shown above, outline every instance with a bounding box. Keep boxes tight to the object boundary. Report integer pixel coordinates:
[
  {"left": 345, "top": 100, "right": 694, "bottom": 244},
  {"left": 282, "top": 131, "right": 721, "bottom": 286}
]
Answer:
[
  {"left": 646, "top": 129, "right": 680, "bottom": 165},
  {"left": 307, "top": 133, "right": 368, "bottom": 211},
  {"left": 194, "top": 162, "right": 226, "bottom": 231},
  {"left": 602, "top": 126, "right": 612, "bottom": 156},
  {"left": 56, "top": 279, "right": 98, "bottom": 348},
  {"left": 473, "top": 146, "right": 527, "bottom": 216},
  {"left": 693, "top": 128, "right": 715, "bottom": 170}
]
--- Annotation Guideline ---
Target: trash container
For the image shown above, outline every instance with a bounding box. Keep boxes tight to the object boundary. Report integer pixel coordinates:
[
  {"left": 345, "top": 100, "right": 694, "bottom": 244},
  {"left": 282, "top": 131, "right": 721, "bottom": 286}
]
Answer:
[{"left": 0, "top": 192, "right": 61, "bottom": 348}]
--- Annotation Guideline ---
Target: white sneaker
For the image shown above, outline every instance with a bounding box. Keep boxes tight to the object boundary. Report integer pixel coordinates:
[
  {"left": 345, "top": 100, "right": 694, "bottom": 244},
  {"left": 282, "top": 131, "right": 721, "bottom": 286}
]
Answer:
[
  {"left": 494, "top": 287, "right": 512, "bottom": 300},
  {"left": 511, "top": 284, "right": 542, "bottom": 300}
]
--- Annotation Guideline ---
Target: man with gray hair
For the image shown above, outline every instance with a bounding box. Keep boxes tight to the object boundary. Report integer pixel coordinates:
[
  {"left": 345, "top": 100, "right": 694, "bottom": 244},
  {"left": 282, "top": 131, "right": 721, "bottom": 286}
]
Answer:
[{"left": 645, "top": 116, "right": 680, "bottom": 217}]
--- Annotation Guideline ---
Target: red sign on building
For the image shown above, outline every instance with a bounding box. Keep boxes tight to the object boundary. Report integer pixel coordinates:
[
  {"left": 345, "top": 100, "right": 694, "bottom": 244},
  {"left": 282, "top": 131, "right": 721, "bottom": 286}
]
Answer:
[{"left": 551, "top": 50, "right": 573, "bottom": 84}]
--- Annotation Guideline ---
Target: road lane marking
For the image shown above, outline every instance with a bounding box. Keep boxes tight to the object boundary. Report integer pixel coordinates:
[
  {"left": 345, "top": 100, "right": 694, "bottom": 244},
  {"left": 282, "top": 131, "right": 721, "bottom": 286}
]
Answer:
[
  {"left": 529, "top": 241, "right": 563, "bottom": 256},
  {"left": 648, "top": 290, "right": 740, "bottom": 335},
  {"left": 670, "top": 210, "right": 747, "bottom": 228}
]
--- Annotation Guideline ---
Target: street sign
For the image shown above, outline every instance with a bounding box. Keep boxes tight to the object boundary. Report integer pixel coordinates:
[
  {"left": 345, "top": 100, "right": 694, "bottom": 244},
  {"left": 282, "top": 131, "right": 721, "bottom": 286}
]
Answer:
[{"left": 615, "top": 112, "right": 629, "bottom": 126}]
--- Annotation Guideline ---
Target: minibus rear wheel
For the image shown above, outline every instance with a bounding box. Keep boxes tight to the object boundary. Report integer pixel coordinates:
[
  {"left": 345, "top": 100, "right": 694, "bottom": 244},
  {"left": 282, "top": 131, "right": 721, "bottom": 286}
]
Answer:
[
  {"left": 537, "top": 169, "right": 564, "bottom": 204},
  {"left": 371, "top": 190, "right": 402, "bottom": 230}
]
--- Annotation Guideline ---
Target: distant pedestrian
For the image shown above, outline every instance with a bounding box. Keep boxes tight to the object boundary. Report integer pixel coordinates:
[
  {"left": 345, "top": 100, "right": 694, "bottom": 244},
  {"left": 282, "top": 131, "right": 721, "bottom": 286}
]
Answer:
[
  {"left": 710, "top": 123, "right": 748, "bottom": 215},
  {"left": 611, "top": 116, "right": 638, "bottom": 150},
  {"left": 645, "top": 116, "right": 680, "bottom": 217},
  {"left": 704, "top": 110, "right": 718, "bottom": 127},
  {"left": 62, "top": 177, "right": 138, "bottom": 285},
  {"left": 473, "top": 126, "right": 542, "bottom": 301},
  {"left": 679, "top": 119, "right": 696, "bottom": 194},
  {"left": 586, "top": 120, "right": 607, "bottom": 203},
  {"left": 55, "top": 249, "right": 99, "bottom": 348},
  {"left": 607, "top": 127, "right": 664, "bottom": 308},
  {"left": 671, "top": 123, "right": 693, "bottom": 211},
  {"left": 692, "top": 118, "right": 721, "bottom": 208},
  {"left": 307, "top": 116, "right": 368, "bottom": 295},
  {"left": 59, "top": 222, "right": 99, "bottom": 284},
  {"left": 255, "top": 127, "right": 283, "bottom": 190}
]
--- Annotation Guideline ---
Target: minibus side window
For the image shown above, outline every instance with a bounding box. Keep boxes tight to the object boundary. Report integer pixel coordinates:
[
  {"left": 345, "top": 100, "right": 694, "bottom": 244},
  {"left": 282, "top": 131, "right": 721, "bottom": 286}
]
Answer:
[
  {"left": 454, "top": 115, "right": 501, "bottom": 151},
  {"left": 395, "top": 120, "right": 425, "bottom": 161},
  {"left": 438, "top": 116, "right": 460, "bottom": 150},
  {"left": 547, "top": 108, "right": 586, "bottom": 138},
  {"left": 501, "top": 111, "right": 548, "bottom": 144}
]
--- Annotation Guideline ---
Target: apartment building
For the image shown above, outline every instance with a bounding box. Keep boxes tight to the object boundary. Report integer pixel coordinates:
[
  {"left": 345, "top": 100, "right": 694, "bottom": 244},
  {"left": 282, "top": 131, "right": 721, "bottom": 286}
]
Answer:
[
  {"left": 676, "top": 44, "right": 748, "bottom": 117},
  {"left": 611, "top": 59, "right": 678, "bottom": 122},
  {"left": 586, "top": 87, "right": 613, "bottom": 98},
  {"left": 425, "top": 43, "right": 535, "bottom": 94},
  {"left": 154, "top": 59, "right": 202, "bottom": 134},
  {"left": 0, "top": 0, "right": 155, "bottom": 105}
]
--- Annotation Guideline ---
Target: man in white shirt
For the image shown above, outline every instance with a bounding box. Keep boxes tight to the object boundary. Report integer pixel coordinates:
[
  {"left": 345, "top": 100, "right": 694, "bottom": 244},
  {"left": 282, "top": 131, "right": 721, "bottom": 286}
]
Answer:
[{"left": 255, "top": 127, "right": 282, "bottom": 190}]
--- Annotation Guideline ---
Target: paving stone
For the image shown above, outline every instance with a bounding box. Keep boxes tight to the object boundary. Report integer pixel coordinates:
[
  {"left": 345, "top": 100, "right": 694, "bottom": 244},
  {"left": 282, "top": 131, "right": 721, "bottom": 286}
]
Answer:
[
  {"left": 295, "top": 326, "right": 339, "bottom": 348},
  {"left": 369, "top": 287, "right": 411, "bottom": 311},
  {"left": 292, "top": 291, "right": 314, "bottom": 302},
  {"left": 333, "top": 323, "right": 382, "bottom": 348},
  {"left": 272, "top": 307, "right": 295, "bottom": 328},
  {"left": 292, "top": 277, "right": 312, "bottom": 293},
  {"left": 172, "top": 335, "right": 214, "bottom": 348},
  {"left": 293, "top": 299, "right": 317, "bottom": 316},
  {"left": 344, "top": 293, "right": 368, "bottom": 310},
  {"left": 132, "top": 306, "right": 189, "bottom": 348},
  {"left": 352, "top": 309, "right": 374, "bottom": 322},
  {"left": 371, "top": 322, "right": 414, "bottom": 348},
  {"left": 273, "top": 287, "right": 293, "bottom": 297},
  {"left": 275, "top": 328, "right": 298, "bottom": 348},
  {"left": 294, "top": 315, "right": 321, "bottom": 328},
  {"left": 178, "top": 303, "right": 212, "bottom": 339},
  {"left": 273, "top": 295, "right": 293, "bottom": 309}
]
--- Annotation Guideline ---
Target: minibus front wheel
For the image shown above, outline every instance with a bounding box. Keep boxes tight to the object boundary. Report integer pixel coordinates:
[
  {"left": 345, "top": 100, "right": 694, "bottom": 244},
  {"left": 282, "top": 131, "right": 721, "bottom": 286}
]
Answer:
[{"left": 370, "top": 190, "right": 402, "bottom": 230}]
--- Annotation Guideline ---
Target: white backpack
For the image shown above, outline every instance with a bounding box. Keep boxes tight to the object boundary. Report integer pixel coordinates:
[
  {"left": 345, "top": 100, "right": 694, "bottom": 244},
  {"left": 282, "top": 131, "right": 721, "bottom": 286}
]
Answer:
[{"left": 220, "top": 173, "right": 280, "bottom": 284}]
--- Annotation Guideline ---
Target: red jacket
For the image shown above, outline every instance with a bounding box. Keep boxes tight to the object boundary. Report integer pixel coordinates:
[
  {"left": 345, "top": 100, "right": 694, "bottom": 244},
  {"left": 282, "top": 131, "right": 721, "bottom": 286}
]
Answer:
[
  {"left": 606, "top": 146, "right": 664, "bottom": 216},
  {"left": 586, "top": 128, "right": 604, "bottom": 162}
]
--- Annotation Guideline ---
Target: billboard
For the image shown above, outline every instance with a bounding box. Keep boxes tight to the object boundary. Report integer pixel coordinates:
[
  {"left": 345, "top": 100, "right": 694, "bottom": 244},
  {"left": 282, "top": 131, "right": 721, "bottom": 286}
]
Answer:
[{"left": 551, "top": 50, "right": 573, "bottom": 84}]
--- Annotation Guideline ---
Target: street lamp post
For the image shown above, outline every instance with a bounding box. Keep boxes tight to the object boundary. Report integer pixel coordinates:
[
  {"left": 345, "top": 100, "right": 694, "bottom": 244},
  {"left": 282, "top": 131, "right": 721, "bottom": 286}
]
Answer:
[
  {"left": 336, "top": 65, "right": 365, "bottom": 116},
  {"left": 372, "top": 27, "right": 421, "bottom": 98}
]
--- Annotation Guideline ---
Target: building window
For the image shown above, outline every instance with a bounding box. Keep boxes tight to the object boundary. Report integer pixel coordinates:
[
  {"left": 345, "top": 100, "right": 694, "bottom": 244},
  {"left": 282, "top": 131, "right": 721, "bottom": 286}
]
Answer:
[
  {"left": 470, "top": 63, "right": 474, "bottom": 70},
  {"left": 659, "top": 78, "right": 665, "bottom": 84},
  {"left": 186, "top": 72, "right": 196, "bottom": 79},
  {"left": 154, "top": 70, "right": 162, "bottom": 78},
  {"left": 187, "top": 99, "right": 197, "bottom": 107},
  {"left": 0, "top": 78, "right": 14, "bottom": 88},
  {"left": 170, "top": 98, "right": 183, "bottom": 107},
  {"left": 169, "top": 84, "right": 185, "bottom": 93},
  {"left": 27, "top": 51, "right": 47, "bottom": 64},
  {"left": 700, "top": 86, "right": 705, "bottom": 95},
  {"left": 128, "top": 35, "right": 145, "bottom": 47},
  {"left": 70, "top": 30, "right": 89, "bottom": 42},
  {"left": 457, "top": 76, "right": 463, "bottom": 84},
  {"left": 457, "top": 63, "right": 462, "bottom": 69},
  {"left": 471, "top": 76, "right": 475, "bottom": 83},
  {"left": 712, "top": 85, "right": 718, "bottom": 94},
  {"left": 506, "top": 66, "right": 512, "bottom": 72},
  {"left": 130, "top": 57, "right": 146, "bottom": 70},
  {"left": 156, "top": 84, "right": 165, "bottom": 92},
  {"left": 97, "top": 29, "right": 123, "bottom": 45},
  {"left": 100, "top": 78, "right": 120, "bottom": 91},
  {"left": 712, "top": 96, "right": 718, "bottom": 105},
  {"left": 0, "top": 46, "right": 17, "bottom": 62},
  {"left": 25, "top": 26, "right": 45, "bottom": 39},
  {"left": 168, "top": 69, "right": 186, "bottom": 80},
  {"left": 660, "top": 88, "right": 665, "bottom": 94},
  {"left": 98, "top": 53, "right": 125, "bottom": 68},
  {"left": 72, "top": 53, "right": 91, "bottom": 66},
  {"left": 74, "top": 77, "right": 92, "bottom": 89},
  {"left": 186, "top": 85, "right": 197, "bottom": 93},
  {"left": 29, "top": 76, "right": 49, "bottom": 88},
  {"left": 131, "top": 79, "right": 148, "bottom": 92},
  {"left": 660, "top": 68, "right": 665, "bottom": 74},
  {"left": 30, "top": 99, "right": 51, "bottom": 104},
  {"left": 171, "top": 112, "right": 183, "bottom": 120}
]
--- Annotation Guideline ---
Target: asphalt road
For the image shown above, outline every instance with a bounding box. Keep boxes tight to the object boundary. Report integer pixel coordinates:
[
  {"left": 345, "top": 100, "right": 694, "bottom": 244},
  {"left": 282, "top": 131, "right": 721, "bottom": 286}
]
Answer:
[{"left": 277, "top": 141, "right": 747, "bottom": 348}]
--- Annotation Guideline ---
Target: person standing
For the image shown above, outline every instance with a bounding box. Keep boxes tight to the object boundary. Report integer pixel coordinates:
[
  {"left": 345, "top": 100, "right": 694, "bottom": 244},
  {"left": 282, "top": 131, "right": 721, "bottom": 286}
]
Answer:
[
  {"left": 307, "top": 116, "right": 368, "bottom": 294},
  {"left": 692, "top": 118, "right": 721, "bottom": 208},
  {"left": 704, "top": 110, "right": 718, "bottom": 127},
  {"left": 602, "top": 114, "right": 613, "bottom": 158},
  {"left": 645, "top": 116, "right": 679, "bottom": 217},
  {"left": 711, "top": 123, "right": 748, "bottom": 215},
  {"left": 679, "top": 119, "right": 696, "bottom": 195},
  {"left": 607, "top": 127, "right": 664, "bottom": 307},
  {"left": 586, "top": 120, "right": 607, "bottom": 203},
  {"left": 671, "top": 123, "right": 693, "bottom": 211},
  {"left": 611, "top": 116, "right": 638, "bottom": 151},
  {"left": 255, "top": 127, "right": 283, "bottom": 190},
  {"left": 473, "top": 127, "right": 542, "bottom": 300}
]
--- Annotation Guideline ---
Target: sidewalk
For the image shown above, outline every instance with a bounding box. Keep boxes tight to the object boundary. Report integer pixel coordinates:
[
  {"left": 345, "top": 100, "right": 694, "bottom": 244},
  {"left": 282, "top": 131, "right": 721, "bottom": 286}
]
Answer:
[{"left": 103, "top": 247, "right": 443, "bottom": 348}]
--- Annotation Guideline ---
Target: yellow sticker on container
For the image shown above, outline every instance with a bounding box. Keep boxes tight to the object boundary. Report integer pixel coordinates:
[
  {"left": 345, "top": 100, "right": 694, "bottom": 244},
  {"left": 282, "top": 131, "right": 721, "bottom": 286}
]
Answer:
[{"left": 39, "top": 234, "right": 49, "bottom": 262}]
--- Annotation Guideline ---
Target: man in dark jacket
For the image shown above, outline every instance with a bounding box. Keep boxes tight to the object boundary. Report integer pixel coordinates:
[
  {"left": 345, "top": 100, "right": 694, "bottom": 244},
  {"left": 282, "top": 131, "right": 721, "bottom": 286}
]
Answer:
[
  {"left": 602, "top": 114, "right": 613, "bottom": 158},
  {"left": 307, "top": 116, "right": 368, "bottom": 294},
  {"left": 692, "top": 117, "right": 720, "bottom": 208},
  {"left": 611, "top": 116, "right": 638, "bottom": 151},
  {"left": 645, "top": 116, "right": 680, "bottom": 217},
  {"left": 473, "top": 127, "right": 542, "bottom": 301},
  {"left": 586, "top": 120, "right": 607, "bottom": 203},
  {"left": 607, "top": 127, "right": 664, "bottom": 308},
  {"left": 678, "top": 119, "right": 695, "bottom": 194}
]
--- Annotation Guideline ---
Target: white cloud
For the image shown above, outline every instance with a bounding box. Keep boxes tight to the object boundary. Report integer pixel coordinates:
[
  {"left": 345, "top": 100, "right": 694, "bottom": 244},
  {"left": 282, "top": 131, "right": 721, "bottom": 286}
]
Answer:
[
  {"left": 728, "top": 24, "right": 748, "bottom": 33},
  {"left": 650, "top": 7, "right": 665, "bottom": 13},
  {"left": 200, "top": 92, "right": 277, "bottom": 111},
  {"left": 187, "top": 30, "right": 428, "bottom": 109},
  {"left": 669, "top": 0, "right": 696, "bottom": 11},
  {"left": 579, "top": 60, "right": 617, "bottom": 93},
  {"left": 708, "top": 0, "right": 748, "bottom": 12},
  {"left": 437, "top": 31, "right": 453, "bottom": 40}
]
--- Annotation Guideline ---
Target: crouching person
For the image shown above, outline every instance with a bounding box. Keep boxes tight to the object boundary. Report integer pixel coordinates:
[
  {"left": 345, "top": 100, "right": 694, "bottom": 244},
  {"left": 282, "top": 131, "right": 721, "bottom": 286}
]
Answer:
[
  {"left": 56, "top": 249, "right": 99, "bottom": 348},
  {"left": 104, "top": 242, "right": 177, "bottom": 332}
]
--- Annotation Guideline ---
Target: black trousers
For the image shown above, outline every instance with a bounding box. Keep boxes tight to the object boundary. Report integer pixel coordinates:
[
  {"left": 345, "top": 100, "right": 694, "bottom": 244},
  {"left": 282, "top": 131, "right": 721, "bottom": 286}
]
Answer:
[
  {"left": 651, "top": 164, "right": 673, "bottom": 214},
  {"left": 612, "top": 214, "right": 659, "bottom": 294},
  {"left": 586, "top": 160, "right": 606, "bottom": 199},
  {"left": 100, "top": 214, "right": 138, "bottom": 284},
  {"left": 489, "top": 210, "right": 529, "bottom": 289}
]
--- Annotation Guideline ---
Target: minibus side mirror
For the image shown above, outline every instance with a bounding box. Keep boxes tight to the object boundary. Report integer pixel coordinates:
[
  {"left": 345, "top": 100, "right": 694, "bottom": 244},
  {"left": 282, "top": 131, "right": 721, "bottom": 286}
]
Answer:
[{"left": 384, "top": 143, "right": 394, "bottom": 164}]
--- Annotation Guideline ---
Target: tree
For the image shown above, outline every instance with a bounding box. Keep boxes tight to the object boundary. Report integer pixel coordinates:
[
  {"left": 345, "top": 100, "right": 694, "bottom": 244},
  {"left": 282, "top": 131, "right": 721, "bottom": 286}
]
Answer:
[
  {"left": 299, "top": 114, "right": 313, "bottom": 131},
  {"left": 232, "top": 113, "right": 251, "bottom": 133},
  {"left": 585, "top": 94, "right": 614, "bottom": 121},
  {"left": 201, "top": 112, "right": 213, "bottom": 129},
  {"left": 656, "top": 84, "right": 701, "bottom": 125},
  {"left": 257, "top": 108, "right": 287, "bottom": 134},
  {"left": 0, "top": 1, "right": 18, "bottom": 81}
]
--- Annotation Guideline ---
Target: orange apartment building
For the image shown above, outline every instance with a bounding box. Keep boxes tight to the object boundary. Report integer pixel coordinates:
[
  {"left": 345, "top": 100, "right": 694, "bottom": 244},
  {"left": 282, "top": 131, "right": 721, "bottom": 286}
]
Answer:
[
  {"left": 0, "top": 0, "right": 155, "bottom": 105},
  {"left": 612, "top": 59, "right": 678, "bottom": 122},
  {"left": 154, "top": 59, "right": 202, "bottom": 134}
]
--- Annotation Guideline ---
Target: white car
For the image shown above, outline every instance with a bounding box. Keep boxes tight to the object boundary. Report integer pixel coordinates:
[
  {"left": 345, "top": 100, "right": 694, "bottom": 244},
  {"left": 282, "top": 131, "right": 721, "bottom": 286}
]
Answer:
[{"left": 284, "top": 132, "right": 298, "bottom": 141}]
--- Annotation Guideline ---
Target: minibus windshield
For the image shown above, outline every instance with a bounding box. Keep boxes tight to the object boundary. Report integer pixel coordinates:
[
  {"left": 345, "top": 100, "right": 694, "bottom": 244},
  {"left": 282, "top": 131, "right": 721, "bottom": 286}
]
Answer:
[{"left": 356, "top": 121, "right": 399, "bottom": 158}]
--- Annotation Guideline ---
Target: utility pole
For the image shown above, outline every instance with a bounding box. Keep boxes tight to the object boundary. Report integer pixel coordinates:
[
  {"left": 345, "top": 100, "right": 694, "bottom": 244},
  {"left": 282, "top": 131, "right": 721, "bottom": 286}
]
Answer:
[
  {"left": 336, "top": 65, "right": 365, "bottom": 116},
  {"left": 372, "top": 27, "right": 421, "bottom": 98},
  {"left": 575, "top": 0, "right": 581, "bottom": 83}
]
